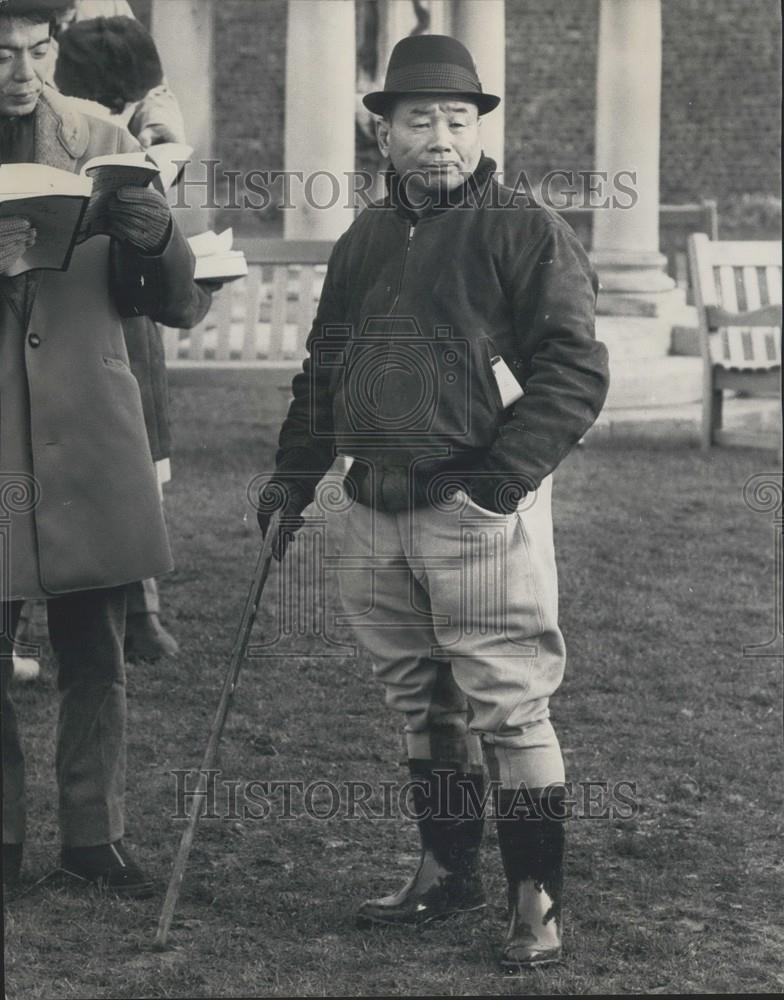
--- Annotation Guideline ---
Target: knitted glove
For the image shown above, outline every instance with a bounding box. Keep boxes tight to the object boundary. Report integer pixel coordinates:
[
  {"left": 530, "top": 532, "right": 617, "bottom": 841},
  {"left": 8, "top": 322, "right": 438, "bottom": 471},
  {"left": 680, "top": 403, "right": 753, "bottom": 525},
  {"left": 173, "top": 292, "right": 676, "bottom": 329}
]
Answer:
[
  {"left": 257, "top": 478, "right": 310, "bottom": 562},
  {"left": 0, "top": 217, "right": 35, "bottom": 275},
  {"left": 102, "top": 185, "right": 171, "bottom": 253}
]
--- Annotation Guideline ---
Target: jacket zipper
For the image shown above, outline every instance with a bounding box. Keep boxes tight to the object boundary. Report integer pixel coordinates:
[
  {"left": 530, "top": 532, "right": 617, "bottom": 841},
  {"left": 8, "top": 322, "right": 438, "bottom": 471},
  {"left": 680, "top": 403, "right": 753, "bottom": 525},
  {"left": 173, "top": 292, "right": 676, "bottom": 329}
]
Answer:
[
  {"left": 370, "top": 222, "right": 415, "bottom": 435},
  {"left": 388, "top": 222, "right": 415, "bottom": 315}
]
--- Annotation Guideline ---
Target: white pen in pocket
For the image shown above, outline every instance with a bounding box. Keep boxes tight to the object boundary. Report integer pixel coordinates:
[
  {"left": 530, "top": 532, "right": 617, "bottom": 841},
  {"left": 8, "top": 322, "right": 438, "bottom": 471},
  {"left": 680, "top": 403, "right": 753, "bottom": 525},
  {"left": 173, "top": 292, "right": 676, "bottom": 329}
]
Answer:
[{"left": 490, "top": 355, "right": 525, "bottom": 408}]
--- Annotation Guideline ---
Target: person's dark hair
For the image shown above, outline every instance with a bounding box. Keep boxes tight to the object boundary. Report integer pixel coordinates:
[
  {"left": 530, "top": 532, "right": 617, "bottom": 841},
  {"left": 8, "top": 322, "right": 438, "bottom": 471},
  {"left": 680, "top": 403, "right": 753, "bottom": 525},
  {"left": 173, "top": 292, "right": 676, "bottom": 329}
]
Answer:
[
  {"left": 54, "top": 15, "right": 163, "bottom": 115},
  {"left": 0, "top": 0, "right": 71, "bottom": 30},
  {"left": 0, "top": 12, "right": 56, "bottom": 31}
]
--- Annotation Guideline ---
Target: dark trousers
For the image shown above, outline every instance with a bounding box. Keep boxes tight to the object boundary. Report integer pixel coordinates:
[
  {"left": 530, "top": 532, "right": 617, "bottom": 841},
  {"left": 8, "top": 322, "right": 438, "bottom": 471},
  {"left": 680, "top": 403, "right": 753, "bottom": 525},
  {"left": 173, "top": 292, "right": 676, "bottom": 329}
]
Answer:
[{"left": 1, "top": 587, "right": 127, "bottom": 847}]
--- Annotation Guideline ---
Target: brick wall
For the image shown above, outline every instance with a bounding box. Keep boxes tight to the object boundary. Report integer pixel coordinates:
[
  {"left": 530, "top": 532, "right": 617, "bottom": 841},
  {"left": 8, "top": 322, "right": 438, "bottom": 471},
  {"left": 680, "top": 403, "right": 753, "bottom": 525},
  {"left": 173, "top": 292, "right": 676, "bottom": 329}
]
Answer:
[
  {"left": 214, "top": 0, "right": 287, "bottom": 234},
  {"left": 660, "top": 0, "right": 781, "bottom": 204},
  {"left": 190, "top": 0, "right": 780, "bottom": 235},
  {"left": 503, "top": 0, "right": 781, "bottom": 206},
  {"left": 503, "top": 0, "right": 598, "bottom": 190}
]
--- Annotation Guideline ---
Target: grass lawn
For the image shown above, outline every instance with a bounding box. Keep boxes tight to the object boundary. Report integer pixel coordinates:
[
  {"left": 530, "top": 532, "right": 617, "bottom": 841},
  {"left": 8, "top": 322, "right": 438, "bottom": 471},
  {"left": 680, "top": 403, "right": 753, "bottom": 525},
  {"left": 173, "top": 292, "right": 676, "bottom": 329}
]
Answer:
[{"left": 3, "top": 384, "right": 782, "bottom": 998}]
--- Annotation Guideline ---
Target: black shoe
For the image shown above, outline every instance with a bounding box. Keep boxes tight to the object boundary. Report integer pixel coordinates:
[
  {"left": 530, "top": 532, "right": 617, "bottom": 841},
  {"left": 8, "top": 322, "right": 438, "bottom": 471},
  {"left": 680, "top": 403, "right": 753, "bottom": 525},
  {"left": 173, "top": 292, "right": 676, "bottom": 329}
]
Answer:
[
  {"left": 496, "top": 787, "right": 566, "bottom": 970},
  {"left": 3, "top": 843, "right": 23, "bottom": 889},
  {"left": 356, "top": 764, "right": 487, "bottom": 928},
  {"left": 60, "top": 840, "right": 155, "bottom": 899}
]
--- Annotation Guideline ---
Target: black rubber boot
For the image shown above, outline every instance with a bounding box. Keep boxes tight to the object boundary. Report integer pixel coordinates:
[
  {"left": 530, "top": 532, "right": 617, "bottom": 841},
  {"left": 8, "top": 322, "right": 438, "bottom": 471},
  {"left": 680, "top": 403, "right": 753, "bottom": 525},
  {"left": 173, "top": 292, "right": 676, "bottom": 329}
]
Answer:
[
  {"left": 496, "top": 787, "right": 566, "bottom": 969},
  {"left": 356, "top": 764, "right": 487, "bottom": 927}
]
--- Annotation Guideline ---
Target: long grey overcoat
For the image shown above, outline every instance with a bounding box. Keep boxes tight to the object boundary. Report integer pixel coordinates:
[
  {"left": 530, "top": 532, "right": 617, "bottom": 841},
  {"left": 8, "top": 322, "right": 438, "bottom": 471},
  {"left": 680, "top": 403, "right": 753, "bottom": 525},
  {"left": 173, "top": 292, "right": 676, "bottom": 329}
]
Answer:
[{"left": 0, "top": 88, "right": 210, "bottom": 600}]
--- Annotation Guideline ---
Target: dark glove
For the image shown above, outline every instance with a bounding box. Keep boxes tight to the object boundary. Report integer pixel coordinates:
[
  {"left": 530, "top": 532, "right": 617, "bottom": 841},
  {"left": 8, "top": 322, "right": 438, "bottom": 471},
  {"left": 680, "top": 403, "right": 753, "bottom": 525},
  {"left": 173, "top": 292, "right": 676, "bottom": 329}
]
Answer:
[
  {"left": 0, "top": 217, "right": 36, "bottom": 275},
  {"left": 102, "top": 185, "right": 172, "bottom": 253},
  {"left": 198, "top": 279, "right": 227, "bottom": 294},
  {"left": 464, "top": 474, "right": 529, "bottom": 515},
  {"left": 257, "top": 478, "right": 310, "bottom": 562}
]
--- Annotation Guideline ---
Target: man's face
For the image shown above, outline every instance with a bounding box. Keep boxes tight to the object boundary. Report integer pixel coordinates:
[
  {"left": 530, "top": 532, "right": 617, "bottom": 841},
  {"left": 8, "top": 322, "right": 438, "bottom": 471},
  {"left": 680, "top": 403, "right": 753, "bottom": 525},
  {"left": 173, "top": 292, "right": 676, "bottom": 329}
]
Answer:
[
  {"left": 377, "top": 95, "right": 482, "bottom": 199},
  {"left": 0, "top": 18, "right": 51, "bottom": 118}
]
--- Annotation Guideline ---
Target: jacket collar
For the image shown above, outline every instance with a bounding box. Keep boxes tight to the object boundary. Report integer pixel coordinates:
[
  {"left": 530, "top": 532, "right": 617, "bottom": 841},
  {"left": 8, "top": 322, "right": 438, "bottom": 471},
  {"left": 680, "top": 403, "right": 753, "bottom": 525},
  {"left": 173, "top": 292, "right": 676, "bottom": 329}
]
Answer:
[
  {"left": 33, "top": 85, "right": 90, "bottom": 172},
  {"left": 385, "top": 153, "right": 498, "bottom": 222}
]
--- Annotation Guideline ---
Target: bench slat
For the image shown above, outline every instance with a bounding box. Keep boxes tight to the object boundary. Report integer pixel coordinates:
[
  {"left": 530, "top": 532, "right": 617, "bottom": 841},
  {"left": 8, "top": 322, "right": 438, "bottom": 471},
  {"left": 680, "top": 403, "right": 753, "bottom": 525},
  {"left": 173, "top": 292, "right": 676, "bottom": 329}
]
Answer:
[
  {"left": 242, "top": 266, "right": 263, "bottom": 360},
  {"left": 703, "top": 241, "right": 782, "bottom": 268},
  {"left": 215, "top": 286, "right": 233, "bottom": 361},
  {"left": 766, "top": 266, "right": 782, "bottom": 305},
  {"left": 268, "top": 265, "right": 289, "bottom": 360},
  {"left": 295, "top": 265, "right": 316, "bottom": 358}
]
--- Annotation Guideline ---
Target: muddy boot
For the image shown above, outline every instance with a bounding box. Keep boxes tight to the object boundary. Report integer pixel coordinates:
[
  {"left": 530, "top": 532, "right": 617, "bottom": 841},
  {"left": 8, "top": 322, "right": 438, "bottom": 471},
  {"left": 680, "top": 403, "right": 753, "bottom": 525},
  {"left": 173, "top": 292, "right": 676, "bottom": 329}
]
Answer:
[
  {"left": 496, "top": 787, "right": 566, "bottom": 969},
  {"left": 124, "top": 612, "right": 179, "bottom": 661},
  {"left": 356, "top": 765, "right": 486, "bottom": 927}
]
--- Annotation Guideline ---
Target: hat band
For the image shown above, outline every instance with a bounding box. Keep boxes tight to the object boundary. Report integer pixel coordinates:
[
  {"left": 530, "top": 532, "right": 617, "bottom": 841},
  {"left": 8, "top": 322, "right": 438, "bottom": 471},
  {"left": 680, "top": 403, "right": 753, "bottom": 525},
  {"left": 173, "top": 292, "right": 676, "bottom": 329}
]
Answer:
[{"left": 384, "top": 62, "right": 482, "bottom": 95}]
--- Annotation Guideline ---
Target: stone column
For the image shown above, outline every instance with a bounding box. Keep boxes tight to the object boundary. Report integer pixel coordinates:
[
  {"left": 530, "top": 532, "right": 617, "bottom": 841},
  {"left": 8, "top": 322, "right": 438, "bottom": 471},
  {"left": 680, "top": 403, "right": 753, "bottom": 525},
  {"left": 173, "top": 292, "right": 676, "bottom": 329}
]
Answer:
[
  {"left": 284, "top": 0, "right": 356, "bottom": 240},
  {"left": 452, "top": 0, "right": 505, "bottom": 172},
  {"left": 151, "top": 0, "right": 213, "bottom": 231},
  {"left": 592, "top": 0, "right": 674, "bottom": 298}
]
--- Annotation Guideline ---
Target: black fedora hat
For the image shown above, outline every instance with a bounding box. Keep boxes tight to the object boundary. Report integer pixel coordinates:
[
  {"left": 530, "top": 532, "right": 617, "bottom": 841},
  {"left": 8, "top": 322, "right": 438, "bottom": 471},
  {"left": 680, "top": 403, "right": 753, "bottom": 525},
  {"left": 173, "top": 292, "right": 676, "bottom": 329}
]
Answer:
[{"left": 363, "top": 34, "right": 500, "bottom": 117}]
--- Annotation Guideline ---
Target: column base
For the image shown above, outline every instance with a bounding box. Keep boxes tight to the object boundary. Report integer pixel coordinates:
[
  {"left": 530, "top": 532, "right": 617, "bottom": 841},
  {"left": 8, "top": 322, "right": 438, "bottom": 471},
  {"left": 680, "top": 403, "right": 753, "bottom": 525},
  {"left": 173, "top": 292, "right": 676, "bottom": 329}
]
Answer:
[
  {"left": 596, "top": 286, "right": 694, "bottom": 359},
  {"left": 592, "top": 249, "right": 677, "bottom": 316}
]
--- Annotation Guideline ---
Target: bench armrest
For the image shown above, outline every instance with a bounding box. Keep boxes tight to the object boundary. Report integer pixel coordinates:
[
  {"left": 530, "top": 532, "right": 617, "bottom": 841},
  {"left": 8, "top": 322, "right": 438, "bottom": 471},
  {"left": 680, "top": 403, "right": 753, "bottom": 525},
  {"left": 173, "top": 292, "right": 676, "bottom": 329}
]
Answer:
[{"left": 705, "top": 304, "right": 782, "bottom": 330}]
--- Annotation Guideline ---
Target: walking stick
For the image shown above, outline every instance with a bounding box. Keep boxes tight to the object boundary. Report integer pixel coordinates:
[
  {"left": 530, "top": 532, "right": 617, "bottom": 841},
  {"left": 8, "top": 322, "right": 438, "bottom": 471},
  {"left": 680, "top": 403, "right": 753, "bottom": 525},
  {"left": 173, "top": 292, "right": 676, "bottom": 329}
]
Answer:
[{"left": 153, "top": 510, "right": 281, "bottom": 950}]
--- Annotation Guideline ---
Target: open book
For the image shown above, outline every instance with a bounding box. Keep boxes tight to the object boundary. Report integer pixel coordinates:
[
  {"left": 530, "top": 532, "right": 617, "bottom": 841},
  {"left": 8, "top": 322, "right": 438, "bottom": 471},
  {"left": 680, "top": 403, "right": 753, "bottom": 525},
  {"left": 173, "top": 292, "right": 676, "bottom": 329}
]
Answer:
[
  {"left": 188, "top": 228, "right": 248, "bottom": 283},
  {"left": 0, "top": 142, "right": 192, "bottom": 276}
]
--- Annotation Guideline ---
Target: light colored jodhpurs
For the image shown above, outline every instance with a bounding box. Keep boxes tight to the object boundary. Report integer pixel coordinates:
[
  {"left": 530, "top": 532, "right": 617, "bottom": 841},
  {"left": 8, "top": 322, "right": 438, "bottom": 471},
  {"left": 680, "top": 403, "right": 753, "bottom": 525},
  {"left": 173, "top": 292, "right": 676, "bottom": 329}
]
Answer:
[{"left": 337, "top": 475, "right": 566, "bottom": 789}]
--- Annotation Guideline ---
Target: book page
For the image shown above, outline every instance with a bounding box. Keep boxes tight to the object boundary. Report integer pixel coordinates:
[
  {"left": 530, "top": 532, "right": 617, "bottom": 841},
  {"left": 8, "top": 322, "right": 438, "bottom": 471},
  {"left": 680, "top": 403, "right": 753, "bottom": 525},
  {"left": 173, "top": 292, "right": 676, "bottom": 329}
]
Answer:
[
  {"left": 187, "top": 229, "right": 219, "bottom": 257},
  {"left": 0, "top": 162, "right": 91, "bottom": 199},
  {"left": 188, "top": 228, "right": 234, "bottom": 258},
  {"left": 0, "top": 195, "right": 87, "bottom": 274},
  {"left": 194, "top": 251, "right": 248, "bottom": 282},
  {"left": 145, "top": 142, "right": 193, "bottom": 192}
]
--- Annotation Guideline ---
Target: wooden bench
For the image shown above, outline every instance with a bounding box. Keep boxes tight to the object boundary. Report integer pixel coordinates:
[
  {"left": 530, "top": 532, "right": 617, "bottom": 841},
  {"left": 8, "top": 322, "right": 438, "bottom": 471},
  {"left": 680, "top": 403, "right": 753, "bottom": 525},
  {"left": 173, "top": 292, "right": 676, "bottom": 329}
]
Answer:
[
  {"left": 687, "top": 232, "right": 781, "bottom": 449},
  {"left": 164, "top": 239, "right": 333, "bottom": 388}
]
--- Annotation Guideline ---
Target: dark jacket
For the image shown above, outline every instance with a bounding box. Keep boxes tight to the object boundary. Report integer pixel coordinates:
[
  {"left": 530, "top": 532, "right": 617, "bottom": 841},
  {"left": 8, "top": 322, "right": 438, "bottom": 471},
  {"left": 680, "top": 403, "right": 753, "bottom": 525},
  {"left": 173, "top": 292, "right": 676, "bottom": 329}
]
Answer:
[
  {"left": 122, "top": 314, "right": 170, "bottom": 462},
  {"left": 275, "top": 156, "right": 609, "bottom": 510}
]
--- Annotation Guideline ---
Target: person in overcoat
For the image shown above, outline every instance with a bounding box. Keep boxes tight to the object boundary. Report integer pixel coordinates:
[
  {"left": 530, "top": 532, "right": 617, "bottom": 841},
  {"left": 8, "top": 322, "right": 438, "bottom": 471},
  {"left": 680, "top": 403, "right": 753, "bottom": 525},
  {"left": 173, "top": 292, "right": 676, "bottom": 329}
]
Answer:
[
  {"left": 54, "top": 11, "right": 190, "bottom": 660},
  {"left": 0, "top": 0, "right": 212, "bottom": 893}
]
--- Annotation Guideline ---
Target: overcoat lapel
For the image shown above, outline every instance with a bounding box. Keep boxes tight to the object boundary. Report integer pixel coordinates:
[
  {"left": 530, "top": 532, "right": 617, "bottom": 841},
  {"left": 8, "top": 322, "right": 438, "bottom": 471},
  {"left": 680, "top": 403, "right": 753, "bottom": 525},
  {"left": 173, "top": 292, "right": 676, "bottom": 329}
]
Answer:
[{"left": 34, "top": 87, "right": 89, "bottom": 171}]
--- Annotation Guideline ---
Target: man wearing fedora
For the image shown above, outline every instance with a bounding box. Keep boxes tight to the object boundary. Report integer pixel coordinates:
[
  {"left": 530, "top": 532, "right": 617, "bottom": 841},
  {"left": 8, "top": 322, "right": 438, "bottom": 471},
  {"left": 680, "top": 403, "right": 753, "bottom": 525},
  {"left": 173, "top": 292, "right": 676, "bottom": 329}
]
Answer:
[
  {"left": 259, "top": 34, "right": 609, "bottom": 968},
  {"left": 1, "top": 0, "right": 211, "bottom": 893}
]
